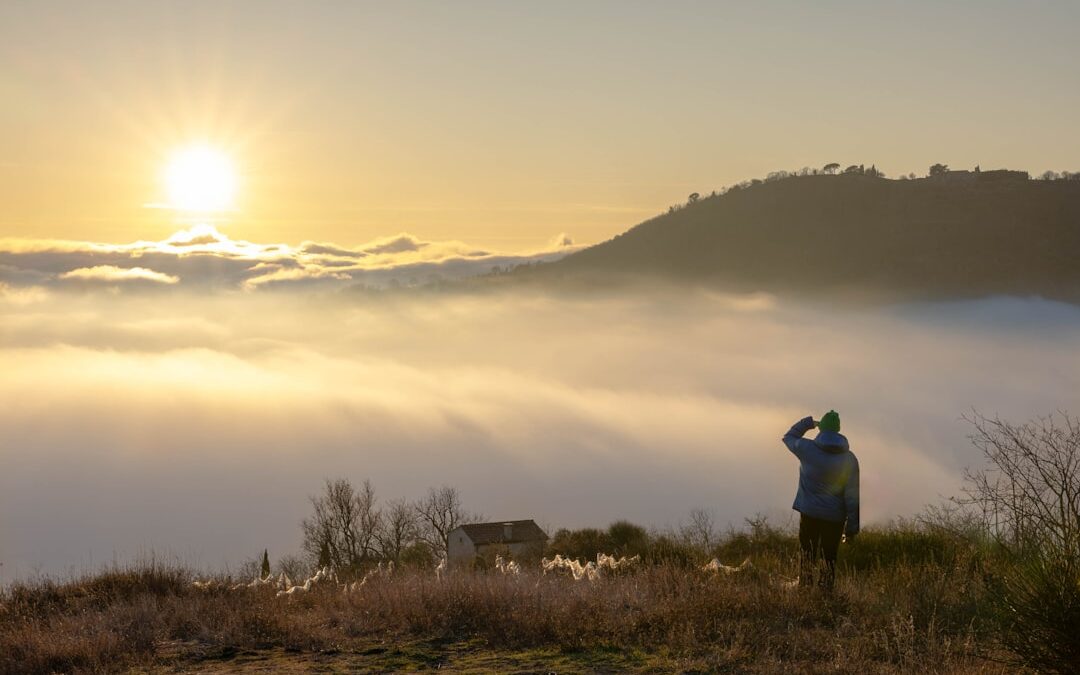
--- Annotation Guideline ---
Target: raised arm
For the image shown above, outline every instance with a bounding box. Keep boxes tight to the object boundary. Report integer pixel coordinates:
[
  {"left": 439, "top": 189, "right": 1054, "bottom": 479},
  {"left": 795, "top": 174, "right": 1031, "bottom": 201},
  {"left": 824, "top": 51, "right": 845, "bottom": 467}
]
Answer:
[
  {"left": 844, "top": 456, "right": 860, "bottom": 537},
  {"left": 782, "top": 416, "right": 817, "bottom": 460}
]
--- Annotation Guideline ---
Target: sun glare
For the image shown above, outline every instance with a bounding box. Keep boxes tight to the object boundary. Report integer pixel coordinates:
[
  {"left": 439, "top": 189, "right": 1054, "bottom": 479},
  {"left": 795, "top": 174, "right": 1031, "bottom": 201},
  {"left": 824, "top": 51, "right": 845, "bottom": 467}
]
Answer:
[{"left": 164, "top": 145, "right": 237, "bottom": 213}]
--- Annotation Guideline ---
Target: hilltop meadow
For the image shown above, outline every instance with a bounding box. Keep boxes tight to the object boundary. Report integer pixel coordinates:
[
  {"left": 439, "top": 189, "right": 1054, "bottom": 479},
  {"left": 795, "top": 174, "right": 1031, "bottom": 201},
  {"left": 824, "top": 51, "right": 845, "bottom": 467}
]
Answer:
[{"left": 2, "top": 413, "right": 1077, "bottom": 674}]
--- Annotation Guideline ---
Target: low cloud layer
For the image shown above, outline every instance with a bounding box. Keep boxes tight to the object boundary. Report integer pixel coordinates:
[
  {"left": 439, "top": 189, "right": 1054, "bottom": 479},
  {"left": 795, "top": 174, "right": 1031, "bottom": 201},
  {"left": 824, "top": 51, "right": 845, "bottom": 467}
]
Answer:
[
  {"left": 1, "top": 275, "right": 1079, "bottom": 579},
  {"left": 59, "top": 265, "right": 180, "bottom": 285},
  {"left": 0, "top": 225, "right": 580, "bottom": 292}
]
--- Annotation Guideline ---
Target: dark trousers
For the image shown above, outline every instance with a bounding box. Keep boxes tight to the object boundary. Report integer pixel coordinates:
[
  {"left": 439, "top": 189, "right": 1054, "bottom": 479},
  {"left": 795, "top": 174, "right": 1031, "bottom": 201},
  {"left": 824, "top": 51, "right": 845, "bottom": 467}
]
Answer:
[{"left": 798, "top": 513, "right": 844, "bottom": 590}]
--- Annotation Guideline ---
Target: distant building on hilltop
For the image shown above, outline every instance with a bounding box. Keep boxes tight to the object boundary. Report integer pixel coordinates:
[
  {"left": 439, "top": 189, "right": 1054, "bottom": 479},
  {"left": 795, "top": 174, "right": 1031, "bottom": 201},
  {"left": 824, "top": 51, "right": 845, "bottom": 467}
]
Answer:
[
  {"left": 935, "top": 169, "right": 976, "bottom": 183},
  {"left": 448, "top": 520, "right": 548, "bottom": 566},
  {"left": 977, "top": 169, "right": 1029, "bottom": 182}
]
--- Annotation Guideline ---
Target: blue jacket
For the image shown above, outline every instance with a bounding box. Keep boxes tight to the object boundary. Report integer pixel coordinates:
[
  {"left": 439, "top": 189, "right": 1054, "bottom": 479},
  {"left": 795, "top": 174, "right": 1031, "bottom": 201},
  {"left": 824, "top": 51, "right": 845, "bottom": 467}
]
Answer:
[{"left": 783, "top": 416, "right": 860, "bottom": 535}]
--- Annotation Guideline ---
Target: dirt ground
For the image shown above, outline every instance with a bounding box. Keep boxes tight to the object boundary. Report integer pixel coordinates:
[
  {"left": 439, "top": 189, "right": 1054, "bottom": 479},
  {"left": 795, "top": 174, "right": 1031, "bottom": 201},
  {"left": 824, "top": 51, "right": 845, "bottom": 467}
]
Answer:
[
  {"left": 135, "top": 637, "right": 1007, "bottom": 675},
  {"left": 140, "top": 638, "right": 698, "bottom": 674}
]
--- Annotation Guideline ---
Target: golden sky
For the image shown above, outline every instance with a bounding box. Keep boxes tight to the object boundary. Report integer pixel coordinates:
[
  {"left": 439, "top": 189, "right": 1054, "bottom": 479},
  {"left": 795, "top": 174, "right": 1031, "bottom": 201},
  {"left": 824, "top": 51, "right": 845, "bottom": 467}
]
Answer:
[{"left": 2, "top": 1, "right": 1078, "bottom": 250}]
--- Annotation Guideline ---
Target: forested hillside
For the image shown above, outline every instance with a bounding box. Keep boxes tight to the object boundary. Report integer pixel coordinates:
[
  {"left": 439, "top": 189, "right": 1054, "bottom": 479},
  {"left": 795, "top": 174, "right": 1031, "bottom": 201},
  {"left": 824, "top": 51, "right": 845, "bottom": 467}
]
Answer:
[{"left": 531, "top": 172, "right": 1080, "bottom": 300}]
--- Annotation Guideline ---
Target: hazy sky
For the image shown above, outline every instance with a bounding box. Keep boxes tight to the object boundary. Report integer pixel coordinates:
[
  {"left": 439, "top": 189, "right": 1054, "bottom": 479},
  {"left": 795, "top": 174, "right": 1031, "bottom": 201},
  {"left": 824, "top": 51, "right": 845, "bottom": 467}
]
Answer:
[{"left": 2, "top": 1, "right": 1078, "bottom": 248}]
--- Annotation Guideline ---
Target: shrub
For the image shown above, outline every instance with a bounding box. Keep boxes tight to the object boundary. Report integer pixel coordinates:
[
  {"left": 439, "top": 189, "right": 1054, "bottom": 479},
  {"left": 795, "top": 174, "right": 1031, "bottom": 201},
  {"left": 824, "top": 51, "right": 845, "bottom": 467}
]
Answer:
[
  {"left": 957, "top": 412, "right": 1080, "bottom": 672},
  {"left": 838, "top": 521, "right": 962, "bottom": 570},
  {"left": 989, "top": 552, "right": 1080, "bottom": 674},
  {"left": 606, "top": 520, "right": 650, "bottom": 557},
  {"left": 547, "top": 527, "right": 612, "bottom": 560},
  {"left": 711, "top": 515, "right": 799, "bottom": 562},
  {"left": 645, "top": 535, "right": 697, "bottom": 567}
]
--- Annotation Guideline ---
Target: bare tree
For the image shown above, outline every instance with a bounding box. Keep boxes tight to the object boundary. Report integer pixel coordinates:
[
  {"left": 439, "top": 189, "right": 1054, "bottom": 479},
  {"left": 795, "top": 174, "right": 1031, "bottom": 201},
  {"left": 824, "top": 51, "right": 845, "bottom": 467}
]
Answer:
[
  {"left": 680, "top": 508, "right": 717, "bottom": 551},
  {"left": 275, "top": 553, "right": 309, "bottom": 581},
  {"left": 377, "top": 497, "right": 419, "bottom": 562},
  {"left": 414, "top": 485, "right": 478, "bottom": 556},
  {"left": 301, "top": 478, "right": 382, "bottom": 570},
  {"left": 956, "top": 412, "right": 1080, "bottom": 673},
  {"left": 955, "top": 412, "right": 1080, "bottom": 558},
  {"left": 235, "top": 555, "right": 263, "bottom": 582}
]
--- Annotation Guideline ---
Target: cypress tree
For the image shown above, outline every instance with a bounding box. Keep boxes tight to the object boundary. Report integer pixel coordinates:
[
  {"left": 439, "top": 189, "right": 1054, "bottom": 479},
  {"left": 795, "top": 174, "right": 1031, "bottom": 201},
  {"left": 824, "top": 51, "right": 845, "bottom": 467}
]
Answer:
[{"left": 260, "top": 549, "right": 270, "bottom": 579}]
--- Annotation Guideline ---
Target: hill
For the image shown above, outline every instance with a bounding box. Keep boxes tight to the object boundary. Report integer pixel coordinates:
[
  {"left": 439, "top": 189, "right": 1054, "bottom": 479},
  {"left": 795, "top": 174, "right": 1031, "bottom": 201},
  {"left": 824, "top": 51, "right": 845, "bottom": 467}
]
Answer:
[{"left": 527, "top": 172, "right": 1080, "bottom": 301}]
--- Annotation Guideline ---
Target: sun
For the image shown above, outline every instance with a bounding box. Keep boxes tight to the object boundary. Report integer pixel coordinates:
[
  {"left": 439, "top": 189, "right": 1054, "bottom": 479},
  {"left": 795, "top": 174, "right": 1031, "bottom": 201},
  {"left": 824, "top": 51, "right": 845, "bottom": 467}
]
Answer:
[{"left": 164, "top": 145, "right": 237, "bottom": 213}]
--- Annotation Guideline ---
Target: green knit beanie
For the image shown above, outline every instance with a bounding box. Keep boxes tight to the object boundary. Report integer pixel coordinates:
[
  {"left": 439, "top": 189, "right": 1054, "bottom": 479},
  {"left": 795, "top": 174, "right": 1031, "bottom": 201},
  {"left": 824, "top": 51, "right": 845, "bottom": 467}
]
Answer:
[{"left": 819, "top": 410, "right": 841, "bottom": 433}]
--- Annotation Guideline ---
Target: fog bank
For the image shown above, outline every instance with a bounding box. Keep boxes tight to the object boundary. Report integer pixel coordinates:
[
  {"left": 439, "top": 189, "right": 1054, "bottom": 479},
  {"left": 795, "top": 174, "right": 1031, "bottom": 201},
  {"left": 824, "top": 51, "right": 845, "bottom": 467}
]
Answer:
[{"left": 2, "top": 286, "right": 1078, "bottom": 579}]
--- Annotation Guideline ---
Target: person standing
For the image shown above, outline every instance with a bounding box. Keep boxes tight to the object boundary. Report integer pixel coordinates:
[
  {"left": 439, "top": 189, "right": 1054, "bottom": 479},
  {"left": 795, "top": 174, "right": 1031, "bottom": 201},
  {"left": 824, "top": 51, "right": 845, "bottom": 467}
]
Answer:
[{"left": 782, "top": 411, "right": 859, "bottom": 590}]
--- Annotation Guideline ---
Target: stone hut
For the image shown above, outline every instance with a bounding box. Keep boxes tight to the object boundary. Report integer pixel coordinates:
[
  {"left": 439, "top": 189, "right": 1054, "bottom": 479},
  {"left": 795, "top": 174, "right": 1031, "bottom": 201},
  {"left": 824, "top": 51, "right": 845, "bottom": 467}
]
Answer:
[{"left": 447, "top": 520, "right": 548, "bottom": 567}]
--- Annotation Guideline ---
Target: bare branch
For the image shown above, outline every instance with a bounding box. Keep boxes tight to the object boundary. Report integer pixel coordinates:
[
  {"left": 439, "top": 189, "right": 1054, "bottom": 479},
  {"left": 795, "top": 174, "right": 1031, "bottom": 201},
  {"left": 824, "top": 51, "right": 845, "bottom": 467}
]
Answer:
[{"left": 957, "top": 412, "right": 1080, "bottom": 557}]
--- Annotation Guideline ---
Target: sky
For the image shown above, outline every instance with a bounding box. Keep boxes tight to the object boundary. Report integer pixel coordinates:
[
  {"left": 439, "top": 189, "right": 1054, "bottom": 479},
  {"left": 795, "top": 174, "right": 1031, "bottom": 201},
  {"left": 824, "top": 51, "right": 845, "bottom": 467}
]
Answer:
[{"left": 2, "top": 1, "right": 1079, "bottom": 249}]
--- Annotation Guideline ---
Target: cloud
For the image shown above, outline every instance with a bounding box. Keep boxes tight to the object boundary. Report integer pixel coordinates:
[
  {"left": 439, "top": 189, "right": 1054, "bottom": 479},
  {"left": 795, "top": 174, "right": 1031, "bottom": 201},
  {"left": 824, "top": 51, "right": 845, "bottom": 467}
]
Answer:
[
  {"left": 0, "top": 225, "right": 583, "bottom": 293},
  {"left": 59, "top": 265, "right": 180, "bottom": 284},
  {"left": 549, "top": 233, "right": 575, "bottom": 248},
  {"left": 241, "top": 264, "right": 353, "bottom": 289},
  {"left": 362, "top": 233, "right": 428, "bottom": 255},
  {"left": 299, "top": 242, "right": 368, "bottom": 259},
  {"left": 0, "top": 281, "right": 49, "bottom": 305},
  {"left": 162, "top": 226, "right": 228, "bottom": 247},
  {"left": 1, "top": 287, "right": 1077, "bottom": 579}
]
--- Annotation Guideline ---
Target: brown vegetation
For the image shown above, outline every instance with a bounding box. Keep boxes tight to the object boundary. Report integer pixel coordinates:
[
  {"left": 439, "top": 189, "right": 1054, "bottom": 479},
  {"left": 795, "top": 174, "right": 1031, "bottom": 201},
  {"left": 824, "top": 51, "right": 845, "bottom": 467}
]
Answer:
[{"left": 0, "top": 528, "right": 1010, "bottom": 674}]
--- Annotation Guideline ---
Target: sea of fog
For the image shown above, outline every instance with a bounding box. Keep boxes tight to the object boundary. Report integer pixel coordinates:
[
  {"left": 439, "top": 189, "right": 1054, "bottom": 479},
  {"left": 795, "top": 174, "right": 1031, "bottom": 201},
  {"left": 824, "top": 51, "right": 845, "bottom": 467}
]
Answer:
[{"left": 1, "top": 286, "right": 1078, "bottom": 580}]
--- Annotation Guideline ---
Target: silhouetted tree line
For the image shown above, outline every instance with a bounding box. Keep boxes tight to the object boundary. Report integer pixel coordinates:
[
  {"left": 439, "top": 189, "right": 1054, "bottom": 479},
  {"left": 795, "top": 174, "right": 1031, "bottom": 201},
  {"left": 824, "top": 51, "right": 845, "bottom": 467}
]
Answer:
[
  {"left": 670, "top": 161, "right": 890, "bottom": 213},
  {"left": 668, "top": 160, "right": 1075, "bottom": 216},
  {"left": 1038, "top": 170, "right": 1080, "bottom": 181},
  {"left": 297, "top": 478, "right": 481, "bottom": 575},
  {"left": 546, "top": 510, "right": 804, "bottom": 567}
]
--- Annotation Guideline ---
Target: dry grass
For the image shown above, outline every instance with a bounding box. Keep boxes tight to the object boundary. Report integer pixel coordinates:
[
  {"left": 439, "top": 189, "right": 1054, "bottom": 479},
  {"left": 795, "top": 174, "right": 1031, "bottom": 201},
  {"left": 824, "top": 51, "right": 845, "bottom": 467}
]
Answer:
[{"left": 0, "top": 549, "right": 1015, "bottom": 674}]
